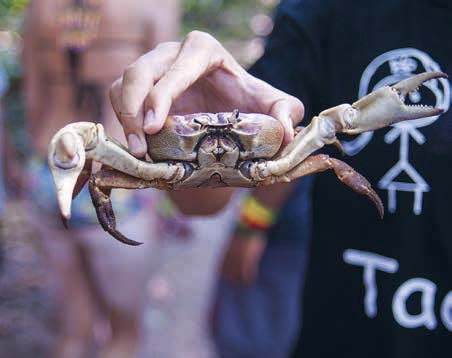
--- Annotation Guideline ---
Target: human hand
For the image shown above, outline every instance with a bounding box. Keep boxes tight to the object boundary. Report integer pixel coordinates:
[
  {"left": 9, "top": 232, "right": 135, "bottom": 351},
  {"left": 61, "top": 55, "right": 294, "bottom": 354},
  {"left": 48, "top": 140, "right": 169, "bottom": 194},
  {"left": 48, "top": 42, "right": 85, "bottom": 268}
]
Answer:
[
  {"left": 221, "top": 233, "right": 267, "bottom": 285},
  {"left": 110, "top": 31, "right": 304, "bottom": 157}
]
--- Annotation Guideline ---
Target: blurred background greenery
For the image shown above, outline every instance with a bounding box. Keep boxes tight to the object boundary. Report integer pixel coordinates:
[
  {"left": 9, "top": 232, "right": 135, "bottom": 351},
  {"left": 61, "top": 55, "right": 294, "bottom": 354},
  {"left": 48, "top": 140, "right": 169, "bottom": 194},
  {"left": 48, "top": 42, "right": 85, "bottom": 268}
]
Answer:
[
  {"left": 182, "top": 0, "right": 279, "bottom": 65},
  {"left": 0, "top": 0, "right": 28, "bottom": 28}
]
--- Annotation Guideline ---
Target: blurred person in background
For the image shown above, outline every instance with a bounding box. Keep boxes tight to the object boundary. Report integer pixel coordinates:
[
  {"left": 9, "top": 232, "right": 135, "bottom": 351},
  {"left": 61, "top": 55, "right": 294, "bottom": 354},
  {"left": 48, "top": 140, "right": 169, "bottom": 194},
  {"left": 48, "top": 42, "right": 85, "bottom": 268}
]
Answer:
[
  {"left": 20, "top": 0, "right": 179, "bottom": 356},
  {"left": 0, "top": 58, "right": 6, "bottom": 219},
  {"left": 0, "top": 55, "right": 6, "bottom": 279},
  {"left": 108, "top": 0, "right": 452, "bottom": 357}
]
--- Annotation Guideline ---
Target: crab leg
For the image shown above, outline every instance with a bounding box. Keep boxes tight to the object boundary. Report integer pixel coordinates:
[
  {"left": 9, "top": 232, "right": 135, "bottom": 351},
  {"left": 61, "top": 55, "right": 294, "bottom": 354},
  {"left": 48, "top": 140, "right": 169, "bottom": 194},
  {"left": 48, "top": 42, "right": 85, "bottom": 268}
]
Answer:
[
  {"left": 262, "top": 154, "right": 383, "bottom": 217},
  {"left": 88, "top": 168, "right": 160, "bottom": 246},
  {"left": 48, "top": 122, "right": 186, "bottom": 221},
  {"left": 252, "top": 71, "right": 447, "bottom": 179}
]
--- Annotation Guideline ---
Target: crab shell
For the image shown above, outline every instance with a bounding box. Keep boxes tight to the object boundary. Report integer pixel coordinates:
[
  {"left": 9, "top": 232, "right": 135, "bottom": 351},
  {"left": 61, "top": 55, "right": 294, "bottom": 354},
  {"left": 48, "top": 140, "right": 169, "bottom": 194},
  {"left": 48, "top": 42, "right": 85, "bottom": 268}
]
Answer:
[{"left": 146, "top": 112, "right": 285, "bottom": 187}]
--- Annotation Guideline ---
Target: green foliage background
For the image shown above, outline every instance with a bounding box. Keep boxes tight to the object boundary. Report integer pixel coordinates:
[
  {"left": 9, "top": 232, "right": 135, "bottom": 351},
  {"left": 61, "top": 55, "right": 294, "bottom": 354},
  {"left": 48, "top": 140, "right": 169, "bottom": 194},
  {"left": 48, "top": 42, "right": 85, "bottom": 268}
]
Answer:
[
  {"left": 0, "top": 0, "right": 27, "bottom": 27},
  {"left": 182, "top": 0, "right": 273, "bottom": 38}
]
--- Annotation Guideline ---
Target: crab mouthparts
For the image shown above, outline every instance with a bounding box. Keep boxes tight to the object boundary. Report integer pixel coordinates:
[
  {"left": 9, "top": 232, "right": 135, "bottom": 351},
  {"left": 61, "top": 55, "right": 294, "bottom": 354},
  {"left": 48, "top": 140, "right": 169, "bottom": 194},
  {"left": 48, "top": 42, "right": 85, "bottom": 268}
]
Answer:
[{"left": 207, "top": 124, "right": 233, "bottom": 132}]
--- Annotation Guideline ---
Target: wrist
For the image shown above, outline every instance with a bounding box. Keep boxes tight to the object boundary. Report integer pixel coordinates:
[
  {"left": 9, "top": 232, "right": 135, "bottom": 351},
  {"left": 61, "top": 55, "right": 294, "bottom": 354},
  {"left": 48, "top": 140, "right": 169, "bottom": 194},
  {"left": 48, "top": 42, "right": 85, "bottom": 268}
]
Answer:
[{"left": 235, "top": 194, "right": 278, "bottom": 239}]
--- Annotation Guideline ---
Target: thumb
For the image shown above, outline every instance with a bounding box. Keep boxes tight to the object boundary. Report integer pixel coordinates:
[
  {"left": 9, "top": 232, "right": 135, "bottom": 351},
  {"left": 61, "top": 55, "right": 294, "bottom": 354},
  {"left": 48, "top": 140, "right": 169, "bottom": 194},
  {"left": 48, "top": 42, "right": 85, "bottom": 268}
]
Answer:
[{"left": 269, "top": 96, "right": 304, "bottom": 144}]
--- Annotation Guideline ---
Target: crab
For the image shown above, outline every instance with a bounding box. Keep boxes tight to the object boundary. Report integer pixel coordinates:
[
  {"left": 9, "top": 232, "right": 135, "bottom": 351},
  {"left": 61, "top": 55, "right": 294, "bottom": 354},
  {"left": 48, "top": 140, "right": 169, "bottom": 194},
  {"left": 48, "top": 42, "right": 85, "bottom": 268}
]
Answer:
[{"left": 48, "top": 72, "right": 446, "bottom": 245}]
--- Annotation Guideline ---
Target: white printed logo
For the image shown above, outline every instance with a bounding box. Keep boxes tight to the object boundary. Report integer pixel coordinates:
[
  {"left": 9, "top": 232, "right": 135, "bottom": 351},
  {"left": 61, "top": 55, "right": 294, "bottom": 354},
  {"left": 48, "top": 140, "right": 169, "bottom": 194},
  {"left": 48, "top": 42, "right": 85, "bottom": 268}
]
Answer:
[
  {"left": 342, "top": 49, "right": 450, "bottom": 215},
  {"left": 344, "top": 249, "right": 452, "bottom": 331}
]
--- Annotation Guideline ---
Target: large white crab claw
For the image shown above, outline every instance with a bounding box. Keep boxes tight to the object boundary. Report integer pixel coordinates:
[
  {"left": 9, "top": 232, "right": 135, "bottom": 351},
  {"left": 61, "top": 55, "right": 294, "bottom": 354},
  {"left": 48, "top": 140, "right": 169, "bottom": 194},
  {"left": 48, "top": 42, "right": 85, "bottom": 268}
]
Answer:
[
  {"left": 47, "top": 122, "right": 98, "bottom": 223},
  {"left": 342, "top": 71, "right": 447, "bottom": 134}
]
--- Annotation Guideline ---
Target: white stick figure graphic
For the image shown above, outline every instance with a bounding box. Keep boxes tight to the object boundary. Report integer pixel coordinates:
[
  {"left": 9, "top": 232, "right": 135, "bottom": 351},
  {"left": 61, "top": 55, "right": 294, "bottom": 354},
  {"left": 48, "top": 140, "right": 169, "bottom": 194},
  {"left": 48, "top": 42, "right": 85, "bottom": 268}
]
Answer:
[{"left": 342, "top": 49, "right": 450, "bottom": 215}]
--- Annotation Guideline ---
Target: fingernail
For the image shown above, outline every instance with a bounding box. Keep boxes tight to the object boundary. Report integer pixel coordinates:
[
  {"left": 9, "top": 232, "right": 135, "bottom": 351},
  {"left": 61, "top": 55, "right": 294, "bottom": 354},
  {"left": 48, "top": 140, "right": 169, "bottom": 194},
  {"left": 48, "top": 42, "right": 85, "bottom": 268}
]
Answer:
[
  {"left": 143, "top": 109, "right": 155, "bottom": 133},
  {"left": 128, "top": 134, "right": 146, "bottom": 156}
]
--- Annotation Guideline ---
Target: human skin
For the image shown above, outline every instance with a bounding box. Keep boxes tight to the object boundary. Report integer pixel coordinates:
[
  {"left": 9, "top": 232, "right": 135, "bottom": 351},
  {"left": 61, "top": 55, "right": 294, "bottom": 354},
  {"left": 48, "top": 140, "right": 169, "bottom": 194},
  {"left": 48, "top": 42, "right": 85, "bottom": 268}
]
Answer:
[{"left": 22, "top": 1, "right": 180, "bottom": 356}]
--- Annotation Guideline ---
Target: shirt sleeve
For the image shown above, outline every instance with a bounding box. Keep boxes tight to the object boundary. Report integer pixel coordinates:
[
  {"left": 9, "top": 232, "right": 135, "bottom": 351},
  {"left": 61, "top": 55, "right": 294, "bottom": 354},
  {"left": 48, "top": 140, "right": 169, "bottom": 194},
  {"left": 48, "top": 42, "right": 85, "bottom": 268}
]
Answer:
[{"left": 249, "top": 0, "right": 331, "bottom": 121}]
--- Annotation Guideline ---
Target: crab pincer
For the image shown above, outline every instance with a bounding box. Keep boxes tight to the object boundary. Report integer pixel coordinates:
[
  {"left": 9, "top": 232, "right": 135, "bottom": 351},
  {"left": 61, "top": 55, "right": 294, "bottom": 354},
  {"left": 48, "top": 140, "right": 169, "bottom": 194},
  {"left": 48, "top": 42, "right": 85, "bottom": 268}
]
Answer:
[
  {"left": 345, "top": 71, "right": 447, "bottom": 134},
  {"left": 49, "top": 128, "right": 88, "bottom": 222}
]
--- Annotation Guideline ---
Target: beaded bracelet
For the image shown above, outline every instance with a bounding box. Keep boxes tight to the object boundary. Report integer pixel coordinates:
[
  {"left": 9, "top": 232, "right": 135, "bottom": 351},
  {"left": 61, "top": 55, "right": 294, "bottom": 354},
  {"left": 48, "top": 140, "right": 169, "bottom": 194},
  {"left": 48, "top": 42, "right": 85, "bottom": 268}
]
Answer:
[{"left": 235, "top": 194, "right": 278, "bottom": 237}]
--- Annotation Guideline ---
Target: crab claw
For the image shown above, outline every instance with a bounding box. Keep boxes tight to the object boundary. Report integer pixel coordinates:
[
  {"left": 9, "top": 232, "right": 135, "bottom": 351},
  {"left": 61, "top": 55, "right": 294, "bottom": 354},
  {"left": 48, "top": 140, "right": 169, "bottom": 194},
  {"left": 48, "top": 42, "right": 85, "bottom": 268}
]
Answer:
[
  {"left": 48, "top": 131, "right": 86, "bottom": 221},
  {"left": 341, "top": 71, "right": 447, "bottom": 134},
  {"left": 48, "top": 122, "right": 98, "bottom": 221}
]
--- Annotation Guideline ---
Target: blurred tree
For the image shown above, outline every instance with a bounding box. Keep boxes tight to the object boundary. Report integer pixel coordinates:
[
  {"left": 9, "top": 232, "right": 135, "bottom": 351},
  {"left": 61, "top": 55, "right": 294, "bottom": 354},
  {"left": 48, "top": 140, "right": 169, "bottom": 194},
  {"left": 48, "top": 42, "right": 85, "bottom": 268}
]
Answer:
[
  {"left": 0, "top": 0, "right": 28, "bottom": 185},
  {"left": 0, "top": 0, "right": 28, "bottom": 29},
  {"left": 182, "top": 0, "right": 278, "bottom": 66}
]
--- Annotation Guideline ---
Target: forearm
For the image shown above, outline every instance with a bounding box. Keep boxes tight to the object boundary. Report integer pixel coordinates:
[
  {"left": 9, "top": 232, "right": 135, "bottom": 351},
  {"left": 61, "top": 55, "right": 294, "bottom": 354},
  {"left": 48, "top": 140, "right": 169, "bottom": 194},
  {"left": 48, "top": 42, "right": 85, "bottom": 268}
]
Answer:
[
  {"left": 250, "top": 182, "right": 295, "bottom": 212},
  {"left": 167, "top": 182, "right": 294, "bottom": 217},
  {"left": 167, "top": 187, "right": 236, "bottom": 216}
]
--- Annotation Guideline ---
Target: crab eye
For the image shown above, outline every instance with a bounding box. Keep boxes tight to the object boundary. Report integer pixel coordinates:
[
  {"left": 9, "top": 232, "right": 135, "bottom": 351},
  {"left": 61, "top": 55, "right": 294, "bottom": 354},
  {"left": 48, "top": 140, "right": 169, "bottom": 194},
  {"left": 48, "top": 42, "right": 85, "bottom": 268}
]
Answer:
[
  {"left": 230, "top": 109, "right": 242, "bottom": 123},
  {"left": 239, "top": 160, "right": 253, "bottom": 179},
  {"left": 191, "top": 114, "right": 211, "bottom": 127}
]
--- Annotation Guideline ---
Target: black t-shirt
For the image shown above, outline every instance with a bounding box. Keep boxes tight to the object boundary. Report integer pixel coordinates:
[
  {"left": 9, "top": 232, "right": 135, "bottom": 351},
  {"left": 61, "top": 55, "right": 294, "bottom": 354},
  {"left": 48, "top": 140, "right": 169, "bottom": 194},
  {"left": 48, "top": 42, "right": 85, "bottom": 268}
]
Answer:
[{"left": 251, "top": 0, "right": 452, "bottom": 356}]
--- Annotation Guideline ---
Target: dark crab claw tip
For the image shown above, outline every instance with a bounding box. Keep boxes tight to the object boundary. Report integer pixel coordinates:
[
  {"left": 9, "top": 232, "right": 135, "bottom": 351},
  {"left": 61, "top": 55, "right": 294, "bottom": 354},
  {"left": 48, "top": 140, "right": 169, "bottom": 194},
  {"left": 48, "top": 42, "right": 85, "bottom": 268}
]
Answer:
[
  {"left": 392, "top": 71, "right": 448, "bottom": 95},
  {"left": 330, "top": 158, "right": 384, "bottom": 218},
  {"left": 351, "top": 177, "right": 385, "bottom": 219},
  {"left": 61, "top": 215, "right": 69, "bottom": 229},
  {"left": 368, "top": 189, "right": 384, "bottom": 220},
  {"left": 109, "top": 230, "right": 143, "bottom": 246}
]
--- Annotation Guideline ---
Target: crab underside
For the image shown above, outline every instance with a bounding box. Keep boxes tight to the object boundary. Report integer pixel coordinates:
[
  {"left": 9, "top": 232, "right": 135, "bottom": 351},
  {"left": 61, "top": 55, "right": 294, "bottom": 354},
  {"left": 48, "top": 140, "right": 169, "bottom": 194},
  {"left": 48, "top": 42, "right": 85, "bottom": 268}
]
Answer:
[{"left": 48, "top": 72, "right": 447, "bottom": 245}]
